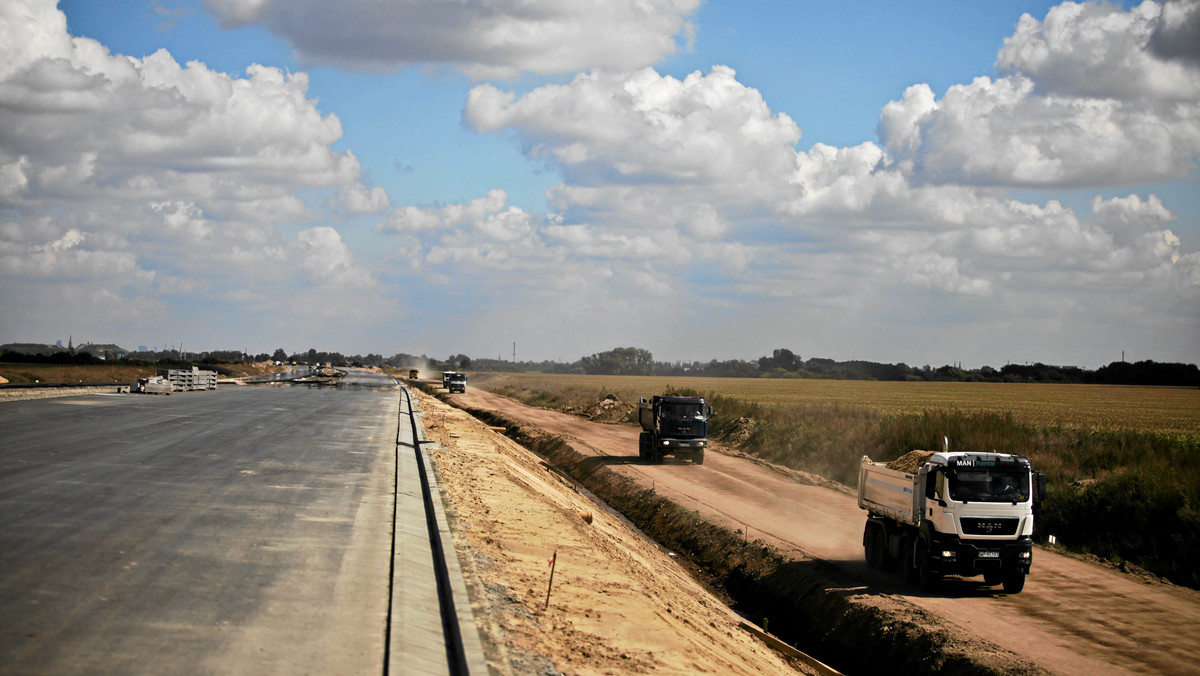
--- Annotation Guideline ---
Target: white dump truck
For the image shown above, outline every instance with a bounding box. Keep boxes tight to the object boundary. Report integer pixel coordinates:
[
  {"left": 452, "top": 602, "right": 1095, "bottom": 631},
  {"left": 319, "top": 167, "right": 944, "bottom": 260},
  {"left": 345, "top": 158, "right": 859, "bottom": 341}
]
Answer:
[{"left": 858, "top": 446, "right": 1046, "bottom": 593}]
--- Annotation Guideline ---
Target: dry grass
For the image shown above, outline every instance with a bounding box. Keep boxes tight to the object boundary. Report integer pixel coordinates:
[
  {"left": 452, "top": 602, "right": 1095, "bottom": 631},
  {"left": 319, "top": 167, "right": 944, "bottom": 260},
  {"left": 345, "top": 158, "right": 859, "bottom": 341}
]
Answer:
[
  {"left": 0, "top": 364, "right": 156, "bottom": 384},
  {"left": 469, "top": 372, "right": 1200, "bottom": 434},
  {"left": 470, "top": 371, "right": 1200, "bottom": 588}
]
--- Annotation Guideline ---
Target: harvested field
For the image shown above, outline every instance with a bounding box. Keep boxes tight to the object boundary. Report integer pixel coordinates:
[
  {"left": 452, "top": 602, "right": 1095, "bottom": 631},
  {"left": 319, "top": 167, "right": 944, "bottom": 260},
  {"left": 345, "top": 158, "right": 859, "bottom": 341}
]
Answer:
[{"left": 469, "top": 373, "right": 1200, "bottom": 435}]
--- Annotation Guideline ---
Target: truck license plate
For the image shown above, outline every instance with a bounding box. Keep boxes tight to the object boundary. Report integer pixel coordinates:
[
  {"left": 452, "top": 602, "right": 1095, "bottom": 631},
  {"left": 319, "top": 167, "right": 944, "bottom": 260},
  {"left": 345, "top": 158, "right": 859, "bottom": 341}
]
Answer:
[{"left": 978, "top": 551, "right": 1000, "bottom": 558}]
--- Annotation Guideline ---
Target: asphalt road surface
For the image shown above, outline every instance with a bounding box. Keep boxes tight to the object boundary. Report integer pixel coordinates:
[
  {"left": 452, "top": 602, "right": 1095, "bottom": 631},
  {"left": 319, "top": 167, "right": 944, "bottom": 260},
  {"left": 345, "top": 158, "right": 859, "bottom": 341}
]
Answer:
[{"left": 0, "top": 375, "right": 467, "bottom": 675}]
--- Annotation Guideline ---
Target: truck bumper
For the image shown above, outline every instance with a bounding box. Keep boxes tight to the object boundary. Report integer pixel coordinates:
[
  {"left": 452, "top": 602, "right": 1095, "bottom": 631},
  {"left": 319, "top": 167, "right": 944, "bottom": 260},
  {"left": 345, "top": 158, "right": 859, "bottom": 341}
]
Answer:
[
  {"left": 661, "top": 438, "right": 707, "bottom": 450},
  {"left": 929, "top": 536, "right": 1033, "bottom": 577}
]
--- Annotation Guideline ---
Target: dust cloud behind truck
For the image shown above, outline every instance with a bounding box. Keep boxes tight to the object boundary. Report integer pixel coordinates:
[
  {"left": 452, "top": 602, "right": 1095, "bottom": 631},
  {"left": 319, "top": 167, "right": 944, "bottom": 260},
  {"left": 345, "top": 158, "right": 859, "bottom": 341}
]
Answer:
[
  {"left": 858, "top": 446, "right": 1046, "bottom": 593},
  {"left": 637, "top": 395, "right": 711, "bottom": 465}
]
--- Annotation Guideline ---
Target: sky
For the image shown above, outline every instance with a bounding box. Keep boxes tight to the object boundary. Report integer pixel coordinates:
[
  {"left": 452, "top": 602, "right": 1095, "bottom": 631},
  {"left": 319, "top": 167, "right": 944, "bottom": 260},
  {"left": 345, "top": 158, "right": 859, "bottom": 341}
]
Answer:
[{"left": 1, "top": 0, "right": 1198, "bottom": 368}]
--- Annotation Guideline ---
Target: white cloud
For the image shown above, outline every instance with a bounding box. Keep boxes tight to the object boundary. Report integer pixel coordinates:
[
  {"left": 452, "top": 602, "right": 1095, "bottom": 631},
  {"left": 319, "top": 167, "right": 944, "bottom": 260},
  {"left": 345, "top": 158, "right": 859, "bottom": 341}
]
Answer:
[
  {"left": 205, "top": 0, "right": 700, "bottom": 78},
  {"left": 0, "top": 0, "right": 390, "bottom": 347},
  {"left": 292, "top": 226, "right": 374, "bottom": 287},
  {"left": 376, "top": 189, "right": 508, "bottom": 233},
  {"left": 1149, "top": 0, "right": 1200, "bottom": 61},
  {"left": 335, "top": 183, "right": 391, "bottom": 214},
  {"left": 997, "top": 0, "right": 1200, "bottom": 100},
  {"left": 898, "top": 252, "right": 992, "bottom": 296},
  {"left": 435, "top": 8, "right": 1198, "bottom": 363},
  {"left": 467, "top": 67, "right": 802, "bottom": 200},
  {"left": 1091, "top": 193, "right": 1176, "bottom": 247},
  {"left": 878, "top": 1, "right": 1200, "bottom": 188}
]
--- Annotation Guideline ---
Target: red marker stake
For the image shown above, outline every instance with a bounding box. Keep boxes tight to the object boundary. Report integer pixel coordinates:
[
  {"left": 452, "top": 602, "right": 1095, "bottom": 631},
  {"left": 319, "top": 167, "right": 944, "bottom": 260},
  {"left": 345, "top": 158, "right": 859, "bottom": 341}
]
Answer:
[{"left": 544, "top": 550, "right": 557, "bottom": 610}]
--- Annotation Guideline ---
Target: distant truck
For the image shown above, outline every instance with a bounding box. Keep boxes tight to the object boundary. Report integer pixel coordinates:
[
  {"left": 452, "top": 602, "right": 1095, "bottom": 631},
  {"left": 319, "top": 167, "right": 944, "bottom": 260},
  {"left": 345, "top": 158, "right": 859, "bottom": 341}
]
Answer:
[
  {"left": 858, "top": 446, "right": 1046, "bottom": 593},
  {"left": 637, "top": 395, "right": 711, "bottom": 464},
  {"left": 447, "top": 373, "right": 467, "bottom": 393},
  {"left": 442, "top": 371, "right": 456, "bottom": 388},
  {"left": 409, "top": 368, "right": 419, "bottom": 379}
]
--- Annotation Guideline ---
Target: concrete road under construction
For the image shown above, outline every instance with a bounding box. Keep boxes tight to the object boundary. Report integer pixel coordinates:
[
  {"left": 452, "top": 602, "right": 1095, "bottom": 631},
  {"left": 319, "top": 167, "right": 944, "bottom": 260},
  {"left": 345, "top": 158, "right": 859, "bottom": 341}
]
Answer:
[{"left": 0, "top": 370, "right": 484, "bottom": 675}]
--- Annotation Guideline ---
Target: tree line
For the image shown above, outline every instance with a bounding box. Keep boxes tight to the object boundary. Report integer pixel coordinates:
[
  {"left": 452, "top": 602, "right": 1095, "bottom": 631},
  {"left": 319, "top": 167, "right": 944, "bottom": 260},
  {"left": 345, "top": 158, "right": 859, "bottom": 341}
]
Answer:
[
  {"left": 469, "top": 346, "right": 1200, "bottom": 387},
  {"left": 4, "top": 344, "right": 1196, "bottom": 387}
]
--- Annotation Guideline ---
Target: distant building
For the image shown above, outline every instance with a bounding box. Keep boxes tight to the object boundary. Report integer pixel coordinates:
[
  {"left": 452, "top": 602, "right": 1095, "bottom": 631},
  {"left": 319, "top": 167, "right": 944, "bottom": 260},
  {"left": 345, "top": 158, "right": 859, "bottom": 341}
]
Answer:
[
  {"left": 76, "top": 343, "right": 128, "bottom": 360},
  {"left": 1, "top": 343, "right": 66, "bottom": 356}
]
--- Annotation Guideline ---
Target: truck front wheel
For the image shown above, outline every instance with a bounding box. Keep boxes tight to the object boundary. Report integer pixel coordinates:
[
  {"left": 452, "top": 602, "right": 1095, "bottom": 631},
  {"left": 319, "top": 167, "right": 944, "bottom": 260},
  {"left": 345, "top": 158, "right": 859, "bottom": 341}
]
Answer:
[
  {"left": 1001, "top": 569, "right": 1026, "bottom": 594},
  {"left": 915, "top": 544, "right": 941, "bottom": 591},
  {"left": 693, "top": 448, "right": 705, "bottom": 465}
]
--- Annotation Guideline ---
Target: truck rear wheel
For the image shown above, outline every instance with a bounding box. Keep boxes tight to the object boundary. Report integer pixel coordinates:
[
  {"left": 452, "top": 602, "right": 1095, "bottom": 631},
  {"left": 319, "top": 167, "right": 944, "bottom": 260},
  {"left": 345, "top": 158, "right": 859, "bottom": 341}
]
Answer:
[
  {"left": 864, "top": 525, "right": 883, "bottom": 569},
  {"left": 901, "top": 535, "right": 918, "bottom": 583}
]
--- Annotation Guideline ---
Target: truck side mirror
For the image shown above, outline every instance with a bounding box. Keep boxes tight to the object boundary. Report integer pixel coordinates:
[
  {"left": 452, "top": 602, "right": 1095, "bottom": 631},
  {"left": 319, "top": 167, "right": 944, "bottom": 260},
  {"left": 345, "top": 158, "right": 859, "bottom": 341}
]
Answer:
[
  {"left": 707, "top": 406, "right": 713, "bottom": 417},
  {"left": 1036, "top": 472, "right": 1047, "bottom": 502}
]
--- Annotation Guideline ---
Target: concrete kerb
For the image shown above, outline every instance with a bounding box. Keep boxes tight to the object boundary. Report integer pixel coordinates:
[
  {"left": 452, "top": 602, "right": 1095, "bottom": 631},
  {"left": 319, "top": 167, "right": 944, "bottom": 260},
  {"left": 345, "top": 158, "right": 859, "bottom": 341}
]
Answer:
[{"left": 409, "top": 396, "right": 487, "bottom": 674}]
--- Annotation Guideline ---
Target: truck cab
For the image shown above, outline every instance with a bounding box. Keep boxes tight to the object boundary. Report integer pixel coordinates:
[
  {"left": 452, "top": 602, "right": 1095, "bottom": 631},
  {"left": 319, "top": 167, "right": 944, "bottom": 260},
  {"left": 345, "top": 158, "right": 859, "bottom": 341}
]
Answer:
[
  {"left": 637, "top": 395, "right": 711, "bottom": 464},
  {"left": 447, "top": 373, "right": 467, "bottom": 393},
  {"left": 859, "top": 451, "right": 1046, "bottom": 593}
]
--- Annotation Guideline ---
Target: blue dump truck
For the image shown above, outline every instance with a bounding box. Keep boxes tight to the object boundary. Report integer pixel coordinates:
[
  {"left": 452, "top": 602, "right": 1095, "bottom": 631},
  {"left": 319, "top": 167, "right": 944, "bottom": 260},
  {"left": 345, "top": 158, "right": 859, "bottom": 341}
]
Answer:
[{"left": 637, "top": 395, "right": 711, "bottom": 465}]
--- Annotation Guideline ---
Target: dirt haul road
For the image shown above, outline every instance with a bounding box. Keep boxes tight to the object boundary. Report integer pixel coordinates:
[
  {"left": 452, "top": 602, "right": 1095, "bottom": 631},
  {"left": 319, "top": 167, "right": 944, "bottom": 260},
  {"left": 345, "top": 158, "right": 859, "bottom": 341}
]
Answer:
[{"left": 455, "top": 387, "right": 1200, "bottom": 676}]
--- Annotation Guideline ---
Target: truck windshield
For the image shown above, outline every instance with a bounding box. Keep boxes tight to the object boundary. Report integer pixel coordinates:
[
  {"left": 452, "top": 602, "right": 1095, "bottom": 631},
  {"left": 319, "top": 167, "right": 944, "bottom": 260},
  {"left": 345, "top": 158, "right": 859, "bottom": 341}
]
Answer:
[
  {"left": 663, "top": 403, "right": 704, "bottom": 419},
  {"left": 948, "top": 470, "right": 1030, "bottom": 503}
]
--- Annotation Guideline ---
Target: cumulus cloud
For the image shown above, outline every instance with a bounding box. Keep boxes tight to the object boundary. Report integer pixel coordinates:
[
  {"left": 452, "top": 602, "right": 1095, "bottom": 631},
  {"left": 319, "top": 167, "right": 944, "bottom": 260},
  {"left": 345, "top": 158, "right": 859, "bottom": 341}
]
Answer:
[
  {"left": 1091, "top": 193, "right": 1176, "bottom": 247},
  {"left": 467, "top": 67, "right": 802, "bottom": 198},
  {"left": 0, "top": 0, "right": 387, "bottom": 344},
  {"left": 997, "top": 0, "right": 1200, "bottom": 99},
  {"left": 433, "top": 3, "right": 1198, "bottom": 350},
  {"left": 376, "top": 189, "right": 509, "bottom": 233},
  {"left": 335, "top": 183, "right": 390, "bottom": 214},
  {"left": 1149, "top": 0, "right": 1200, "bottom": 61},
  {"left": 205, "top": 0, "right": 700, "bottom": 78},
  {"left": 878, "top": 1, "right": 1200, "bottom": 188},
  {"left": 292, "top": 226, "right": 373, "bottom": 287}
]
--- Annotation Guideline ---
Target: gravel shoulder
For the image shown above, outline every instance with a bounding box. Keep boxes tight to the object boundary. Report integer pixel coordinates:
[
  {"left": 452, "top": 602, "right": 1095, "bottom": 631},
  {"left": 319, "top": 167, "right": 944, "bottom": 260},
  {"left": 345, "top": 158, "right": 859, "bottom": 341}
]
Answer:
[{"left": 414, "top": 387, "right": 817, "bottom": 675}]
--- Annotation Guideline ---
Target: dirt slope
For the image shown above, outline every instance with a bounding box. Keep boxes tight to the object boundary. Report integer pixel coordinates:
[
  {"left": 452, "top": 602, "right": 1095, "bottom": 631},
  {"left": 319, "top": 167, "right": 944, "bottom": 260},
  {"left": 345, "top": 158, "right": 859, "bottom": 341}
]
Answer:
[
  {"left": 415, "top": 388, "right": 817, "bottom": 675},
  {"left": 455, "top": 386, "right": 1200, "bottom": 676}
]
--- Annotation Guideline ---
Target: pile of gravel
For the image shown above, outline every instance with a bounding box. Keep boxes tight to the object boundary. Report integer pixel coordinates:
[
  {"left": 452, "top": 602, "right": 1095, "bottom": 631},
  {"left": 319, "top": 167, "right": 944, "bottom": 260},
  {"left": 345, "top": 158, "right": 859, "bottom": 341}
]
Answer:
[{"left": 885, "top": 450, "right": 935, "bottom": 474}]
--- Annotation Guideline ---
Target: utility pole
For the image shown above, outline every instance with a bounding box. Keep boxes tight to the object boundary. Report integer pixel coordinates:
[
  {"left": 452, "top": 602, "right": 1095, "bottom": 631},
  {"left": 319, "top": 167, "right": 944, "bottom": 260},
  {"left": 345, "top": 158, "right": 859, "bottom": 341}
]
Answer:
[{"left": 513, "top": 342, "right": 516, "bottom": 362}]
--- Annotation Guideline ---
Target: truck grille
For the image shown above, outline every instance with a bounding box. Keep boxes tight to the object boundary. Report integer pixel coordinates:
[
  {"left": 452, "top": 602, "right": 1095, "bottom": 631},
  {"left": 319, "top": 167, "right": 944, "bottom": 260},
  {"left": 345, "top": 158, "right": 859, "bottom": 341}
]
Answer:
[{"left": 961, "top": 517, "right": 1019, "bottom": 536}]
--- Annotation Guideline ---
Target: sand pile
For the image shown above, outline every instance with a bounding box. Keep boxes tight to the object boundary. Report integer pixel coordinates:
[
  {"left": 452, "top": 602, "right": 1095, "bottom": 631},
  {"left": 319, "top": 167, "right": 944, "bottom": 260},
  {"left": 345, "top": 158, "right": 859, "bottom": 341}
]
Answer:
[{"left": 885, "top": 450, "right": 936, "bottom": 473}]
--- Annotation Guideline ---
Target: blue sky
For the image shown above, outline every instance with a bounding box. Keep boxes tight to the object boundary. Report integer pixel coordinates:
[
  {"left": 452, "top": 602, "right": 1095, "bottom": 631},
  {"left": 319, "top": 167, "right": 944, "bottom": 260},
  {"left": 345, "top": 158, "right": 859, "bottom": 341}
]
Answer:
[{"left": 2, "top": 0, "right": 1198, "bottom": 368}]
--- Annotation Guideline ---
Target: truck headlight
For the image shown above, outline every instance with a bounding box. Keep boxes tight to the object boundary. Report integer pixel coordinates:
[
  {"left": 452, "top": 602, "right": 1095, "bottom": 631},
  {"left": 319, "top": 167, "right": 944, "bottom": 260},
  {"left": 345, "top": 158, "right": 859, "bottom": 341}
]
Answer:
[
  {"left": 941, "top": 550, "right": 956, "bottom": 559},
  {"left": 662, "top": 440, "right": 670, "bottom": 446},
  {"left": 1020, "top": 551, "right": 1031, "bottom": 559}
]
